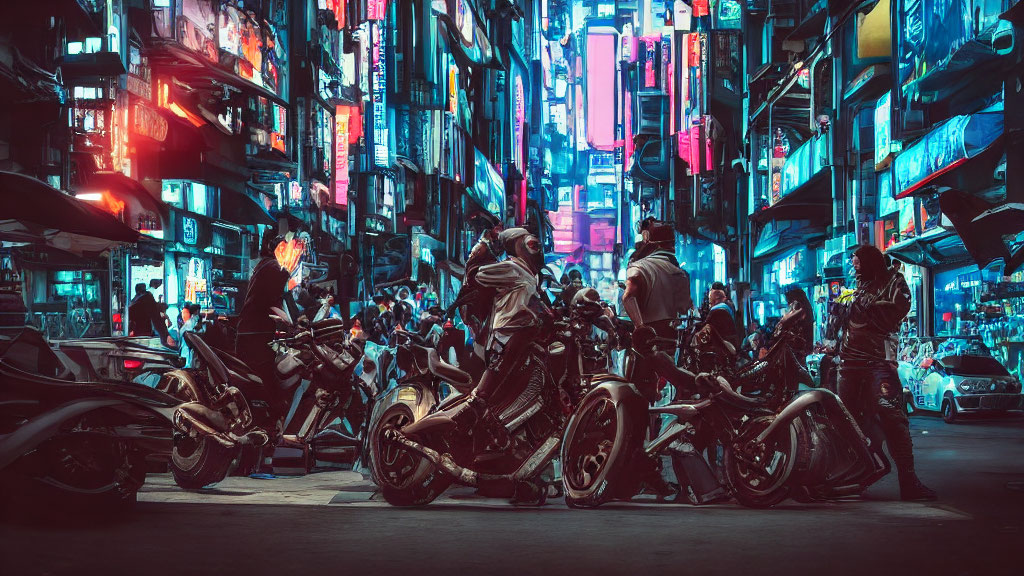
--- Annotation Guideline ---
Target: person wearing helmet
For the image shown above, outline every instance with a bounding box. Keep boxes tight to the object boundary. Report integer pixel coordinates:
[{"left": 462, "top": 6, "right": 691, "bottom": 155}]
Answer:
[
  {"left": 412, "top": 228, "right": 548, "bottom": 449},
  {"left": 837, "top": 244, "right": 936, "bottom": 501}
]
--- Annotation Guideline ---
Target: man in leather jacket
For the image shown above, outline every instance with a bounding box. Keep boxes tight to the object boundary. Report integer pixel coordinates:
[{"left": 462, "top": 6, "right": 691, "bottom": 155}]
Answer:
[
  {"left": 622, "top": 218, "right": 692, "bottom": 401},
  {"left": 836, "top": 245, "right": 936, "bottom": 501}
]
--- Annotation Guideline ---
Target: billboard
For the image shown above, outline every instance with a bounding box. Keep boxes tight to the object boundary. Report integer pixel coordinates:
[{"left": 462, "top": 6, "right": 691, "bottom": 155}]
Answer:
[{"left": 586, "top": 31, "right": 617, "bottom": 150}]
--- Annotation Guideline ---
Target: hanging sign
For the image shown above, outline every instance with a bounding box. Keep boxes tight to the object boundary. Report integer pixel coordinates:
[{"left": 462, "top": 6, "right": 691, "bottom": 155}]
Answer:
[
  {"left": 131, "top": 102, "right": 168, "bottom": 142},
  {"left": 367, "top": 0, "right": 388, "bottom": 20},
  {"left": 371, "top": 23, "right": 389, "bottom": 167},
  {"left": 335, "top": 105, "right": 351, "bottom": 207}
]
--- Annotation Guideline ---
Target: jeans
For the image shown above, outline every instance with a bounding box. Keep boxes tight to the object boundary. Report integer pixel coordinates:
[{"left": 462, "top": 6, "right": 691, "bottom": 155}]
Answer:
[{"left": 837, "top": 363, "right": 916, "bottom": 476}]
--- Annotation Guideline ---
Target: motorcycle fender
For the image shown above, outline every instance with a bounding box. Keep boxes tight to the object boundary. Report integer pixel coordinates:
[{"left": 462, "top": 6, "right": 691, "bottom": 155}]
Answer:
[
  {"left": 0, "top": 399, "right": 146, "bottom": 471},
  {"left": 371, "top": 385, "right": 437, "bottom": 427},
  {"left": 586, "top": 377, "right": 648, "bottom": 422},
  {"left": 753, "top": 389, "right": 867, "bottom": 447}
]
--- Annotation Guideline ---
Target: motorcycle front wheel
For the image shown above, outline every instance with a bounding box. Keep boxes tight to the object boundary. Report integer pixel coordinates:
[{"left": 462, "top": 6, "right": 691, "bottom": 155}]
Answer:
[
  {"left": 159, "top": 370, "right": 234, "bottom": 489},
  {"left": 724, "top": 417, "right": 798, "bottom": 508},
  {"left": 370, "top": 403, "right": 453, "bottom": 506},
  {"left": 561, "top": 388, "right": 644, "bottom": 508}
]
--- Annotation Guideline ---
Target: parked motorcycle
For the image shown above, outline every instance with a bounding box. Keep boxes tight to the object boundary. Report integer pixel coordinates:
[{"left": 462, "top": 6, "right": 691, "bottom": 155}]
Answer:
[
  {"left": 51, "top": 336, "right": 183, "bottom": 387},
  {"left": 0, "top": 328, "right": 177, "bottom": 507},
  {"left": 368, "top": 292, "right": 608, "bottom": 506},
  {"left": 561, "top": 310, "right": 814, "bottom": 508},
  {"left": 158, "top": 310, "right": 367, "bottom": 488}
]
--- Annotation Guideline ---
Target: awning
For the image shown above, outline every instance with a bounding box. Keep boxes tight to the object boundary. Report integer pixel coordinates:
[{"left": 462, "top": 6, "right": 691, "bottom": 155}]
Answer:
[
  {"left": 145, "top": 39, "right": 287, "bottom": 107},
  {"left": 940, "top": 189, "right": 1024, "bottom": 272},
  {"left": 753, "top": 221, "right": 827, "bottom": 261},
  {"left": 785, "top": 3, "right": 827, "bottom": 42},
  {"left": 911, "top": 20, "right": 1016, "bottom": 101},
  {"left": 884, "top": 227, "right": 971, "bottom": 268},
  {"left": 77, "top": 171, "right": 169, "bottom": 226},
  {"left": 894, "top": 105, "right": 1004, "bottom": 199},
  {"left": 221, "top": 187, "right": 275, "bottom": 225},
  {"left": 842, "top": 63, "right": 890, "bottom": 102},
  {"left": 57, "top": 51, "right": 126, "bottom": 81},
  {"left": 749, "top": 169, "right": 832, "bottom": 225},
  {"left": 0, "top": 171, "right": 139, "bottom": 255}
]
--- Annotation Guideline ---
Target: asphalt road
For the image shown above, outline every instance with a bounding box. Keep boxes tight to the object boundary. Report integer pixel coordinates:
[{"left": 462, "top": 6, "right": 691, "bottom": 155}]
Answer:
[{"left": 2, "top": 414, "right": 1023, "bottom": 576}]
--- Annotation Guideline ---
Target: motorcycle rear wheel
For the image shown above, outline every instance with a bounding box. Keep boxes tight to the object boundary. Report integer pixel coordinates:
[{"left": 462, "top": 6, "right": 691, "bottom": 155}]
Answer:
[
  {"left": 370, "top": 403, "right": 453, "bottom": 506},
  {"left": 159, "top": 370, "right": 234, "bottom": 489},
  {"left": 725, "top": 417, "right": 798, "bottom": 508},
  {"left": 561, "top": 388, "right": 644, "bottom": 508}
]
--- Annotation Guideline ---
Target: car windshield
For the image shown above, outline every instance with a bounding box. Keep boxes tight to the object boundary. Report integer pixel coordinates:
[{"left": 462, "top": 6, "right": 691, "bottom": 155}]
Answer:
[{"left": 937, "top": 355, "right": 1011, "bottom": 377}]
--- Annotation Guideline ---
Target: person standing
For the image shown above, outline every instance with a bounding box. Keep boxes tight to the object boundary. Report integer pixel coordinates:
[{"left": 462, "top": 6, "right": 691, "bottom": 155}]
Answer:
[
  {"left": 836, "top": 245, "right": 936, "bottom": 501},
  {"left": 622, "top": 219, "right": 692, "bottom": 401}
]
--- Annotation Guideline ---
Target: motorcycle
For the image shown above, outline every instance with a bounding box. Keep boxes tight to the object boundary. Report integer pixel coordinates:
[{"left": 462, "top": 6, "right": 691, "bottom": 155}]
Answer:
[
  {"left": 0, "top": 328, "right": 177, "bottom": 507},
  {"left": 561, "top": 310, "right": 814, "bottom": 508},
  {"left": 157, "top": 310, "right": 367, "bottom": 488},
  {"left": 368, "top": 293, "right": 606, "bottom": 506}
]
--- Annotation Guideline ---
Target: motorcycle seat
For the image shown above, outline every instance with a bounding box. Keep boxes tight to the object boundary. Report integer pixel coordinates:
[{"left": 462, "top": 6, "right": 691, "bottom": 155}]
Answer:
[
  {"left": 426, "top": 348, "right": 473, "bottom": 392},
  {"left": 184, "top": 332, "right": 263, "bottom": 387},
  {"left": 704, "top": 374, "right": 765, "bottom": 410}
]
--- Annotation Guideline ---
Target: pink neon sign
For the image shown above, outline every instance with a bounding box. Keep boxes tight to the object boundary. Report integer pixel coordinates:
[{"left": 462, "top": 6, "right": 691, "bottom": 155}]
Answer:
[{"left": 586, "top": 33, "right": 616, "bottom": 151}]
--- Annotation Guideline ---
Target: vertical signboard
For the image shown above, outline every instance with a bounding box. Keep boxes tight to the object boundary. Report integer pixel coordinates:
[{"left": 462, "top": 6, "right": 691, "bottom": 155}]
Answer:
[
  {"left": 367, "top": 0, "right": 388, "bottom": 20},
  {"left": 335, "top": 105, "right": 350, "bottom": 207},
  {"left": 586, "top": 32, "right": 617, "bottom": 150},
  {"left": 371, "top": 23, "right": 389, "bottom": 167},
  {"left": 514, "top": 73, "right": 526, "bottom": 175},
  {"left": 874, "top": 91, "right": 892, "bottom": 170}
]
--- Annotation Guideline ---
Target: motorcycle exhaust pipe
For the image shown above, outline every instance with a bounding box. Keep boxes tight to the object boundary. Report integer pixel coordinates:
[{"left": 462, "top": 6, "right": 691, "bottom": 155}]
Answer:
[
  {"left": 173, "top": 405, "right": 270, "bottom": 449},
  {"left": 384, "top": 430, "right": 561, "bottom": 486}
]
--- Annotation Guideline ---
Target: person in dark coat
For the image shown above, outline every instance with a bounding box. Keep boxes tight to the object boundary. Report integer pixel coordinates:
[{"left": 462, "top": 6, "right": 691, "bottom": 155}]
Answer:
[
  {"left": 835, "top": 245, "right": 936, "bottom": 501},
  {"left": 705, "top": 288, "right": 741, "bottom": 351},
  {"left": 235, "top": 246, "right": 292, "bottom": 415},
  {"left": 128, "top": 283, "right": 172, "bottom": 345},
  {"left": 781, "top": 286, "right": 815, "bottom": 364}
]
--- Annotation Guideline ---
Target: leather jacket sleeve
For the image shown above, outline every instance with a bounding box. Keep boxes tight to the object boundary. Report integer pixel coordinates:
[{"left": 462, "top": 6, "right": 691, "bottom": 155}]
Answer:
[{"left": 862, "top": 273, "right": 911, "bottom": 335}]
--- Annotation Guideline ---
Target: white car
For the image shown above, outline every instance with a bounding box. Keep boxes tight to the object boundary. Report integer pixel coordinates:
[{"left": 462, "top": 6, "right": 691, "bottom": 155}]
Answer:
[{"left": 897, "top": 337, "right": 1024, "bottom": 423}]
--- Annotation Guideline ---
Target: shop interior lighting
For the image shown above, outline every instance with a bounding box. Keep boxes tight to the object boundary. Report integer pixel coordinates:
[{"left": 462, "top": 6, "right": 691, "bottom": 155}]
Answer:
[{"left": 67, "top": 42, "right": 84, "bottom": 55}]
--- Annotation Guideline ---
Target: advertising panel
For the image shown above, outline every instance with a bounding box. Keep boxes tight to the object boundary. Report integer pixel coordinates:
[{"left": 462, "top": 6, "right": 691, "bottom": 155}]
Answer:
[
  {"left": 179, "top": 0, "right": 217, "bottom": 62},
  {"left": 514, "top": 72, "right": 526, "bottom": 175},
  {"left": 586, "top": 32, "right": 617, "bottom": 150},
  {"left": 335, "top": 105, "right": 350, "bottom": 207},
  {"left": 893, "top": 108, "right": 1002, "bottom": 197},
  {"left": 371, "top": 23, "right": 389, "bottom": 167},
  {"left": 367, "top": 0, "right": 388, "bottom": 20},
  {"left": 471, "top": 151, "right": 506, "bottom": 219},
  {"left": 874, "top": 91, "right": 892, "bottom": 169}
]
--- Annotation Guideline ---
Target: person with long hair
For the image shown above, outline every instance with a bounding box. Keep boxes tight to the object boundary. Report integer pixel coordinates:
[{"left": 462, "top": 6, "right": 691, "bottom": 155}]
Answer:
[
  {"left": 782, "top": 285, "right": 815, "bottom": 364},
  {"left": 835, "top": 245, "right": 936, "bottom": 501}
]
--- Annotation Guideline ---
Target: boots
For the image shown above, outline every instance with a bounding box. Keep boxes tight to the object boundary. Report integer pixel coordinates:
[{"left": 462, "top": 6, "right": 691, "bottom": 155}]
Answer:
[
  {"left": 899, "top": 470, "right": 938, "bottom": 502},
  {"left": 448, "top": 392, "right": 487, "bottom": 433}
]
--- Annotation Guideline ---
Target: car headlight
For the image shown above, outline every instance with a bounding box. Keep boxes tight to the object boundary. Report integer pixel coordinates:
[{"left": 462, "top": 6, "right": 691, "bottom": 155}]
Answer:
[{"left": 957, "top": 379, "right": 985, "bottom": 393}]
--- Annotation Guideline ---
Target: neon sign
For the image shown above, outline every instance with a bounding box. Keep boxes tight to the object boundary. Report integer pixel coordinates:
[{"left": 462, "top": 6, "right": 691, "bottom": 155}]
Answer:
[
  {"left": 514, "top": 74, "right": 525, "bottom": 175},
  {"left": 367, "top": 0, "right": 388, "bottom": 20},
  {"left": 182, "top": 215, "right": 198, "bottom": 245},
  {"left": 371, "top": 23, "right": 388, "bottom": 167},
  {"left": 335, "top": 105, "right": 350, "bottom": 207}
]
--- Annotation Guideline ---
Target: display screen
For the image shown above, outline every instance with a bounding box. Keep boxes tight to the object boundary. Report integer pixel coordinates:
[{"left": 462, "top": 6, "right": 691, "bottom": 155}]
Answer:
[{"left": 874, "top": 91, "right": 891, "bottom": 168}]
